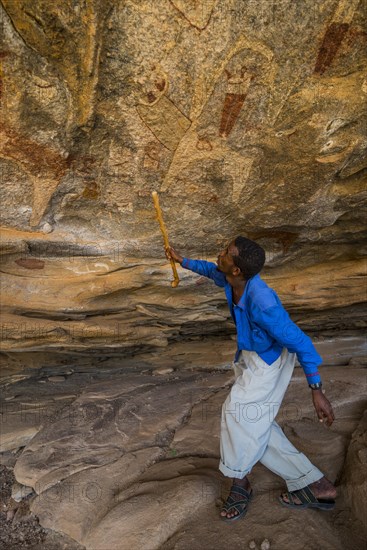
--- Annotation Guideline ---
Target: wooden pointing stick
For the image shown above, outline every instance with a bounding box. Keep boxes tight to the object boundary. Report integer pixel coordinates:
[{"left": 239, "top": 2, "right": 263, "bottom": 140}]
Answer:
[{"left": 152, "top": 191, "right": 180, "bottom": 288}]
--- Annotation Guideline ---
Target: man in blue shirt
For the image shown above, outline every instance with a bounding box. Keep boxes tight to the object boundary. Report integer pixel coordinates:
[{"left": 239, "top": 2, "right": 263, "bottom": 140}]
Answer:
[{"left": 166, "top": 236, "right": 336, "bottom": 522}]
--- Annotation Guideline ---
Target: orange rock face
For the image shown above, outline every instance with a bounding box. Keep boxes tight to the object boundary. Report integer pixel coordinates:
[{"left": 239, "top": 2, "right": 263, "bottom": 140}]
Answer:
[{"left": 0, "top": 4, "right": 366, "bottom": 545}]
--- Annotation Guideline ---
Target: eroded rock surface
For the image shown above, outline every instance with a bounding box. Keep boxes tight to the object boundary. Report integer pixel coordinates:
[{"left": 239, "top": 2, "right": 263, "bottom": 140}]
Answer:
[
  {"left": 1, "top": 345, "right": 366, "bottom": 550},
  {"left": 340, "top": 410, "right": 367, "bottom": 533},
  {"left": 0, "top": 0, "right": 366, "bottom": 354},
  {"left": 0, "top": 1, "right": 366, "bottom": 548}
]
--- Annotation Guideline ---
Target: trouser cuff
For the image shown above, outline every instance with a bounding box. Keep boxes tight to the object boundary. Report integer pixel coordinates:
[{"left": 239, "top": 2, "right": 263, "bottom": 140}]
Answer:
[
  {"left": 286, "top": 467, "right": 324, "bottom": 491},
  {"left": 218, "top": 460, "right": 250, "bottom": 480}
]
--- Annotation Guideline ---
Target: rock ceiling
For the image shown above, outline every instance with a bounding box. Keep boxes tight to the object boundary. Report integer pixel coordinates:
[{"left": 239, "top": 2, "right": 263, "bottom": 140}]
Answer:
[{"left": 0, "top": 0, "right": 366, "bottom": 350}]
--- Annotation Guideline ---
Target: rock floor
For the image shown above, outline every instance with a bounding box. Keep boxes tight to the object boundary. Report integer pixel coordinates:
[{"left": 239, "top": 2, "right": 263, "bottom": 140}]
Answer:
[{"left": 0, "top": 339, "right": 366, "bottom": 550}]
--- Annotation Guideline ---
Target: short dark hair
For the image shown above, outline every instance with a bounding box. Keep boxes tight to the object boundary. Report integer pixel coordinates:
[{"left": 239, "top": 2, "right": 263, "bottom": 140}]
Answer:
[{"left": 232, "top": 236, "right": 265, "bottom": 279}]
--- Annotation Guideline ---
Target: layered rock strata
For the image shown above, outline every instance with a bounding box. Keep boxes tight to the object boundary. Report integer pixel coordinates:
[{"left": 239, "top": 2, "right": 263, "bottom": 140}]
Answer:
[{"left": 0, "top": 0, "right": 366, "bottom": 354}]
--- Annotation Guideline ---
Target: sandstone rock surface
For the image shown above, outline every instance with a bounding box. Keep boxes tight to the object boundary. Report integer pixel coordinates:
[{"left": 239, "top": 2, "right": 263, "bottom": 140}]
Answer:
[
  {"left": 340, "top": 410, "right": 367, "bottom": 533},
  {"left": 0, "top": 349, "right": 366, "bottom": 550},
  {"left": 0, "top": 0, "right": 366, "bottom": 353},
  {"left": 0, "top": 1, "right": 366, "bottom": 549}
]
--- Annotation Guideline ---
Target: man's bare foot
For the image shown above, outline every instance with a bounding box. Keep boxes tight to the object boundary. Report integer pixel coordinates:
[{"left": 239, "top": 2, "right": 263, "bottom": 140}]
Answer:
[
  {"left": 281, "top": 476, "right": 336, "bottom": 505},
  {"left": 220, "top": 476, "right": 252, "bottom": 519}
]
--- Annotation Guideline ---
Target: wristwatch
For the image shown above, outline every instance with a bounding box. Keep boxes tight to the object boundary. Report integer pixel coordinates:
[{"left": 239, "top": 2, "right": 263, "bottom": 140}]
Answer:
[{"left": 309, "top": 382, "right": 323, "bottom": 390}]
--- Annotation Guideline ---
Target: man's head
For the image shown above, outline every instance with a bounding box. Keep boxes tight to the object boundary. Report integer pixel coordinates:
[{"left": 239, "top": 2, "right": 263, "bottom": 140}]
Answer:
[{"left": 217, "top": 236, "right": 265, "bottom": 280}]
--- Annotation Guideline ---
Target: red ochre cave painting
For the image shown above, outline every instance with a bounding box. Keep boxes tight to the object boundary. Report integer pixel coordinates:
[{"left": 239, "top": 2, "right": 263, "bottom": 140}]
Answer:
[
  {"left": 169, "top": 0, "right": 215, "bottom": 31},
  {"left": 314, "top": 22, "right": 350, "bottom": 74},
  {"left": 219, "top": 69, "right": 254, "bottom": 139},
  {"left": 136, "top": 67, "right": 191, "bottom": 152},
  {"left": 1, "top": 124, "right": 68, "bottom": 181},
  {"left": 15, "top": 258, "right": 45, "bottom": 270}
]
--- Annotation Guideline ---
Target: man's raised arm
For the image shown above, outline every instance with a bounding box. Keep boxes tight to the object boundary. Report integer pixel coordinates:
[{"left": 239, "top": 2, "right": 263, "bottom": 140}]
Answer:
[{"left": 165, "top": 247, "right": 226, "bottom": 288}]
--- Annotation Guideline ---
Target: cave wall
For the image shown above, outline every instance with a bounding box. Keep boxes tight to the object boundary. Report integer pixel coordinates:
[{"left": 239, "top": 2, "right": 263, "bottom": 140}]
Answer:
[{"left": 0, "top": 0, "right": 366, "bottom": 353}]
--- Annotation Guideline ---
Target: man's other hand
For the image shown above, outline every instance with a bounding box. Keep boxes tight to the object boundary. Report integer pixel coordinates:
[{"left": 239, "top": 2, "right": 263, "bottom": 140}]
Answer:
[
  {"left": 165, "top": 247, "right": 183, "bottom": 265},
  {"left": 312, "top": 390, "right": 335, "bottom": 426}
]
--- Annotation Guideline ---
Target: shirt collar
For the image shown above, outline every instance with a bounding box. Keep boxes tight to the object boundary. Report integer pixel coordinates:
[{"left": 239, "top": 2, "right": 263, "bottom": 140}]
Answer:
[
  {"left": 228, "top": 274, "right": 260, "bottom": 310},
  {"left": 236, "top": 290, "right": 247, "bottom": 310}
]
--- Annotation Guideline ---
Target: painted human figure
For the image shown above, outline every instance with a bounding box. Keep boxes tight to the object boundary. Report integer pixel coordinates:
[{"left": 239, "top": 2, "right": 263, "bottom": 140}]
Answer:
[
  {"left": 219, "top": 68, "right": 254, "bottom": 138},
  {"left": 314, "top": 0, "right": 361, "bottom": 75},
  {"left": 314, "top": 22, "right": 350, "bottom": 74},
  {"left": 136, "top": 65, "right": 191, "bottom": 151}
]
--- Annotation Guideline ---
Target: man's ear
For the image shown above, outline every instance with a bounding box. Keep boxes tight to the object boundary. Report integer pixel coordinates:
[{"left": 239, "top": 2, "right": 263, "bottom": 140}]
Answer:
[{"left": 232, "top": 266, "right": 241, "bottom": 277}]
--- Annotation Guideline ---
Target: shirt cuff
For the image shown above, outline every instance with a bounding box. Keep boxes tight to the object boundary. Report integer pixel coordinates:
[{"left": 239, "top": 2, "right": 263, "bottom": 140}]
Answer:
[
  {"left": 181, "top": 257, "right": 191, "bottom": 269},
  {"left": 305, "top": 371, "right": 322, "bottom": 385}
]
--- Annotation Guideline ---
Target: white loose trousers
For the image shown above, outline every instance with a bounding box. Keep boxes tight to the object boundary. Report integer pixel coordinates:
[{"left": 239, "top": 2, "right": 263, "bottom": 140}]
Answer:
[{"left": 219, "top": 348, "right": 324, "bottom": 491}]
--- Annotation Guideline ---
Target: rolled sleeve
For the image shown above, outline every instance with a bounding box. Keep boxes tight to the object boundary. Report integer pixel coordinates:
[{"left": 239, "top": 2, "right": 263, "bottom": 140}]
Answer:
[{"left": 181, "top": 258, "right": 226, "bottom": 288}]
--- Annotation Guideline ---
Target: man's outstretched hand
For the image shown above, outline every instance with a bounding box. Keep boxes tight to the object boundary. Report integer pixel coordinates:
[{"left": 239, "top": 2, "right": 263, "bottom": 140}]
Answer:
[
  {"left": 165, "top": 246, "right": 183, "bottom": 265},
  {"left": 312, "top": 390, "right": 335, "bottom": 426}
]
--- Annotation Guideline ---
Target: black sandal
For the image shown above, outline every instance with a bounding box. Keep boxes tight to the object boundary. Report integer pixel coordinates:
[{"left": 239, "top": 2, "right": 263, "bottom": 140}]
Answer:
[
  {"left": 221, "top": 485, "right": 253, "bottom": 522},
  {"left": 279, "top": 485, "right": 335, "bottom": 510}
]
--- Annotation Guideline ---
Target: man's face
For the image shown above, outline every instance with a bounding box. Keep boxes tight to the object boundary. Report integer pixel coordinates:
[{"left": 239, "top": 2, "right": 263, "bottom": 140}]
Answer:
[{"left": 217, "top": 240, "right": 240, "bottom": 276}]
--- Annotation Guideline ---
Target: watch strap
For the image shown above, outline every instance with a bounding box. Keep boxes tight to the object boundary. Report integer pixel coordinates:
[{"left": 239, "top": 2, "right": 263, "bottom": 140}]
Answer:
[{"left": 309, "top": 382, "right": 323, "bottom": 390}]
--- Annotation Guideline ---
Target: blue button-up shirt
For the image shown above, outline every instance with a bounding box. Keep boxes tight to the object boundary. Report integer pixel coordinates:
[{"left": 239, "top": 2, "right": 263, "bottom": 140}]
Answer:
[{"left": 182, "top": 258, "right": 322, "bottom": 384}]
